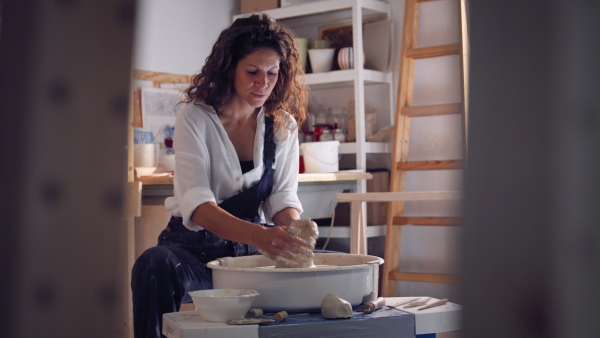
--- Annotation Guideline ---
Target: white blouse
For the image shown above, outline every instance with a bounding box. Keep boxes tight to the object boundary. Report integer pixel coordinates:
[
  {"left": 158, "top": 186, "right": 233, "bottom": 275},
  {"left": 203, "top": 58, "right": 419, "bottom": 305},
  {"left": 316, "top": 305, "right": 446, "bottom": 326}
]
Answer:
[{"left": 164, "top": 102, "right": 303, "bottom": 231}]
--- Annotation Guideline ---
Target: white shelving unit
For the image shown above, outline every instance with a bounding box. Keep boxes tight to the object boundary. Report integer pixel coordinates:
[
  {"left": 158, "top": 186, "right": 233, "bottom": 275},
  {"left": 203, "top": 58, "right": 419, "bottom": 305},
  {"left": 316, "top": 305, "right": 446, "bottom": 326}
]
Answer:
[
  {"left": 235, "top": 0, "right": 394, "bottom": 195},
  {"left": 235, "top": 1, "right": 393, "bottom": 242}
]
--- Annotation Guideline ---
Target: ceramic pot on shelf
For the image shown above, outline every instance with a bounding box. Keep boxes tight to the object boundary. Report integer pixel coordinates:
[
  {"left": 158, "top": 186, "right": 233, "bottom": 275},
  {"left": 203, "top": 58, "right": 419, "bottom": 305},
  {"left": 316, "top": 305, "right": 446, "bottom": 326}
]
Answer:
[
  {"left": 308, "top": 48, "right": 335, "bottom": 73},
  {"left": 337, "top": 47, "right": 366, "bottom": 70}
]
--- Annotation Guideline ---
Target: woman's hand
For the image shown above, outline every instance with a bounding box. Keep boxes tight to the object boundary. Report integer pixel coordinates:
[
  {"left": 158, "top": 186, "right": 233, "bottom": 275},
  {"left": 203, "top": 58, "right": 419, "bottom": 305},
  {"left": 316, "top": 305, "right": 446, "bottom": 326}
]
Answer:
[{"left": 252, "top": 225, "right": 311, "bottom": 261}]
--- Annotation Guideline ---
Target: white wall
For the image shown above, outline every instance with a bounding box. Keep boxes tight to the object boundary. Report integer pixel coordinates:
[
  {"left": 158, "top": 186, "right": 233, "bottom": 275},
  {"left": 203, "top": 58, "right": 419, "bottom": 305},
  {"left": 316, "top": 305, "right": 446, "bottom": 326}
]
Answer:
[{"left": 133, "top": 0, "right": 238, "bottom": 74}]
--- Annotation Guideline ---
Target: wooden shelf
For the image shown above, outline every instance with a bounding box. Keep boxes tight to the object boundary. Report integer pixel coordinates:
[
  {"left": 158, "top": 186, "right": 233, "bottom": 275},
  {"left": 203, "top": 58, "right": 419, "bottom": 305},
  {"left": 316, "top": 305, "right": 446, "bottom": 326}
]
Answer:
[
  {"left": 303, "top": 69, "right": 392, "bottom": 89},
  {"left": 234, "top": 0, "right": 390, "bottom": 25},
  {"left": 136, "top": 173, "right": 173, "bottom": 185},
  {"left": 137, "top": 171, "right": 372, "bottom": 186}
]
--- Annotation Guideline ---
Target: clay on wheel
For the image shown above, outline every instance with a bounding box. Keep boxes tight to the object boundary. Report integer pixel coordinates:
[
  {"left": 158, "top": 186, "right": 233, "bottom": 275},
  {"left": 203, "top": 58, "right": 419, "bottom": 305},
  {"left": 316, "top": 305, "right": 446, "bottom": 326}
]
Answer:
[{"left": 274, "top": 219, "right": 319, "bottom": 268}]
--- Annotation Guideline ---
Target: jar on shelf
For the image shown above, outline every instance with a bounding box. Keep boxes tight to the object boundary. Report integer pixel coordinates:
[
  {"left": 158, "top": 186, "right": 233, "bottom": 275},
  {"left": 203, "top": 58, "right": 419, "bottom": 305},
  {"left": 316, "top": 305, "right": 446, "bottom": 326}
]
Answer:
[
  {"left": 333, "top": 129, "right": 346, "bottom": 143},
  {"left": 313, "top": 105, "right": 329, "bottom": 126},
  {"left": 320, "top": 129, "right": 334, "bottom": 141},
  {"left": 328, "top": 107, "right": 347, "bottom": 131}
]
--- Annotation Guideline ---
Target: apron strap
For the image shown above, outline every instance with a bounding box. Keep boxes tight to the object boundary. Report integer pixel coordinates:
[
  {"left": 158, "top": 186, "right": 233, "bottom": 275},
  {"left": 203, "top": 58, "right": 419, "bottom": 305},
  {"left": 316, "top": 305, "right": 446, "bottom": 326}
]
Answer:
[{"left": 263, "top": 115, "right": 275, "bottom": 169}]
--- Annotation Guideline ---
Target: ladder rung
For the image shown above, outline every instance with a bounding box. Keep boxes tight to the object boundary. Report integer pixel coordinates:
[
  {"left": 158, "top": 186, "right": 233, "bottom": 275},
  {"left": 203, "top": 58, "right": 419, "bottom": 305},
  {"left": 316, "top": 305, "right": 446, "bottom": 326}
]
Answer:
[
  {"left": 402, "top": 103, "right": 461, "bottom": 117},
  {"left": 393, "top": 216, "right": 462, "bottom": 226},
  {"left": 396, "top": 160, "right": 463, "bottom": 171},
  {"left": 406, "top": 44, "right": 460, "bottom": 59},
  {"left": 389, "top": 271, "right": 459, "bottom": 284}
]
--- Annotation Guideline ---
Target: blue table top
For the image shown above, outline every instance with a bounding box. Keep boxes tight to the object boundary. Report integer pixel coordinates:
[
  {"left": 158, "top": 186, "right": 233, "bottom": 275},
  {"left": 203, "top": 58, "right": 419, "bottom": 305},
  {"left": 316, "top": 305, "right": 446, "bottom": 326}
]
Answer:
[{"left": 257, "top": 307, "right": 416, "bottom": 337}]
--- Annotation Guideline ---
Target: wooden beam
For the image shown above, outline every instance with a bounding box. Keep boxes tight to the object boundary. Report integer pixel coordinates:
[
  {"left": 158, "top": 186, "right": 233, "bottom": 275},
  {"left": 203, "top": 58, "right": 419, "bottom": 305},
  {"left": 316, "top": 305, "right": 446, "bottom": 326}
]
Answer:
[
  {"left": 406, "top": 44, "right": 460, "bottom": 59},
  {"left": 336, "top": 191, "right": 462, "bottom": 203},
  {"left": 393, "top": 216, "right": 462, "bottom": 226},
  {"left": 349, "top": 201, "right": 367, "bottom": 255},
  {"left": 133, "top": 69, "right": 192, "bottom": 87},
  {"left": 389, "top": 271, "right": 459, "bottom": 284},
  {"left": 396, "top": 160, "right": 463, "bottom": 171},
  {"left": 402, "top": 103, "right": 462, "bottom": 117}
]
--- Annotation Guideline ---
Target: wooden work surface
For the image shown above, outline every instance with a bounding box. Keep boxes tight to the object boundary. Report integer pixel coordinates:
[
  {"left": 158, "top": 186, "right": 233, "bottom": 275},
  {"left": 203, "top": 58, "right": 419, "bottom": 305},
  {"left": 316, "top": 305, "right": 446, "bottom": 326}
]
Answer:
[{"left": 136, "top": 171, "right": 372, "bottom": 186}]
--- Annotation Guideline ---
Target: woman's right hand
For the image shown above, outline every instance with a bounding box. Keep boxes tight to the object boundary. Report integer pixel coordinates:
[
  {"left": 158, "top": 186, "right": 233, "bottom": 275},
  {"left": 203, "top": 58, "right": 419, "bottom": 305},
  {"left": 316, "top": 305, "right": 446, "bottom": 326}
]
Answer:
[{"left": 253, "top": 225, "right": 312, "bottom": 261}]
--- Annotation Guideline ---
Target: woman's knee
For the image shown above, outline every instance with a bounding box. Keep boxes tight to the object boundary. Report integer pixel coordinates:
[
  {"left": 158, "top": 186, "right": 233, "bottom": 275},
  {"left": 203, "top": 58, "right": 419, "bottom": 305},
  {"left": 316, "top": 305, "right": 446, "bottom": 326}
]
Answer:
[{"left": 132, "top": 246, "right": 185, "bottom": 281}]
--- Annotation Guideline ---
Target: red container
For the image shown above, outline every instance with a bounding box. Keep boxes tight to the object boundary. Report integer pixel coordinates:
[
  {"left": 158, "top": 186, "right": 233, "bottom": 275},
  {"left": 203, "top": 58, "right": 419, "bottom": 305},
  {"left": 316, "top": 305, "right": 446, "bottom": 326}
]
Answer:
[
  {"left": 299, "top": 156, "right": 305, "bottom": 173},
  {"left": 313, "top": 125, "right": 332, "bottom": 142}
]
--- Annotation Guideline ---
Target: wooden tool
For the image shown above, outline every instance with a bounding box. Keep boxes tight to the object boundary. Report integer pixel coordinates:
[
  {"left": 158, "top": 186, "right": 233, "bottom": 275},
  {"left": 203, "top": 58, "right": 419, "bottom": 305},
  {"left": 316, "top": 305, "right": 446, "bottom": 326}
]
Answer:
[
  {"left": 404, "top": 297, "right": 431, "bottom": 308},
  {"left": 274, "top": 311, "right": 288, "bottom": 322},
  {"left": 227, "top": 310, "right": 288, "bottom": 325},
  {"left": 227, "top": 318, "right": 274, "bottom": 325},
  {"left": 388, "top": 297, "right": 420, "bottom": 308},
  {"left": 356, "top": 297, "right": 387, "bottom": 313},
  {"left": 246, "top": 308, "right": 263, "bottom": 318},
  {"left": 418, "top": 298, "right": 449, "bottom": 311}
]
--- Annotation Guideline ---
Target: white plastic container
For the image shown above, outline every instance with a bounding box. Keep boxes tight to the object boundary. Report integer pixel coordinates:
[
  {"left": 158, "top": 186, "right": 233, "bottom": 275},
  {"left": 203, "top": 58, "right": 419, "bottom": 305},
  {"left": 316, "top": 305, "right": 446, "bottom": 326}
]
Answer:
[
  {"left": 207, "top": 253, "right": 383, "bottom": 312},
  {"left": 300, "top": 140, "right": 340, "bottom": 173}
]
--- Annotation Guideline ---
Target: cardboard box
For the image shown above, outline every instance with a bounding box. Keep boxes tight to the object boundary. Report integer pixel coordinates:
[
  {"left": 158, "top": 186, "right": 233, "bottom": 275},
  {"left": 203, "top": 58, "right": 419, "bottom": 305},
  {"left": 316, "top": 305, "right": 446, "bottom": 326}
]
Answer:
[
  {"left": 366, "top": 169, "right": 390, "bottom": 225},
  {"left": 240, "top": 0, "right": 279, "bottom": 14}
]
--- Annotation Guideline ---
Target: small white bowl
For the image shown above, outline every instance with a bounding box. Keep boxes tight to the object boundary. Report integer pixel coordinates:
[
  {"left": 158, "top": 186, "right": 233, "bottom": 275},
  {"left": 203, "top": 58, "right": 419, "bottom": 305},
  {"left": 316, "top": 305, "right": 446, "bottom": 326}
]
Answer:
[
  {"left": 189, "top": 289, "right": 259, "bottom": 322},
  {"left": 308, "top": 48, "right": 335, "bottom": 73}
]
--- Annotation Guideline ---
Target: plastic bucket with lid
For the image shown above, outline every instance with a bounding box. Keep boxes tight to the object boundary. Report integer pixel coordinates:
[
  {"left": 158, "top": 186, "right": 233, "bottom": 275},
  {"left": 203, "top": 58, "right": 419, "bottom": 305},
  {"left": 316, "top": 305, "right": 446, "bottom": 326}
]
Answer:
[{"left": 300, "top": 141, "right": 340, "bottom": 173}]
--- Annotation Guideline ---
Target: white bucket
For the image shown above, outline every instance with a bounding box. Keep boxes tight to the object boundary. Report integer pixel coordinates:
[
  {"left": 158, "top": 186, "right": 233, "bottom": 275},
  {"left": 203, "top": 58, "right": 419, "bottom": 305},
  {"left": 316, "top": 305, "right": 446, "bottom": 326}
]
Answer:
[{"left": 300, "top": 141, "right": 340, "bottom": 173}]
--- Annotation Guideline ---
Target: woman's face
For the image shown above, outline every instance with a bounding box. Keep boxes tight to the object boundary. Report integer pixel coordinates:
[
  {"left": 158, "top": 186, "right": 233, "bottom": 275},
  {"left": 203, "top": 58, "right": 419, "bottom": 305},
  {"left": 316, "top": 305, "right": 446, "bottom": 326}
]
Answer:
[{"left": 233, "top": 48, "right": 280, "bottom": 109}]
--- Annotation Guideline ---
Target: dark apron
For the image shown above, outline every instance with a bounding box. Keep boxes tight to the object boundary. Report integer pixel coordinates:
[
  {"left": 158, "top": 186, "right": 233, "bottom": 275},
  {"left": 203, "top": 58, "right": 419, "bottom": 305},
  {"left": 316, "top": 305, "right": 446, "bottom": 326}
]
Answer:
[{"left": 156, "top": 115, "right": 276, "bottom": 263}]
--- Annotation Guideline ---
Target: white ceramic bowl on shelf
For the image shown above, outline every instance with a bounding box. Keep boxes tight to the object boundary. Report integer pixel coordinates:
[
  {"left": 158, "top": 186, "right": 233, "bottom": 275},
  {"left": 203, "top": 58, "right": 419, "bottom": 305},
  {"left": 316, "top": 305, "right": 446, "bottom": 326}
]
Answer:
[
  {"left": 308, "top": 48, "right": 335, "bottom": 73},
  {"left": 188, "top": 289, "right": 259, "bottom": 322}
]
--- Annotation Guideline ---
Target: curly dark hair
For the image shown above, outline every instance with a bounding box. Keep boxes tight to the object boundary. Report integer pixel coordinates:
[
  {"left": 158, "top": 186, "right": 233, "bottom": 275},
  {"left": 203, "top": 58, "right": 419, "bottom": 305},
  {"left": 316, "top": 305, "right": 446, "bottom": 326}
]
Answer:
[{"left": 183, "top": 13, "right": 308, "bottom": 134}]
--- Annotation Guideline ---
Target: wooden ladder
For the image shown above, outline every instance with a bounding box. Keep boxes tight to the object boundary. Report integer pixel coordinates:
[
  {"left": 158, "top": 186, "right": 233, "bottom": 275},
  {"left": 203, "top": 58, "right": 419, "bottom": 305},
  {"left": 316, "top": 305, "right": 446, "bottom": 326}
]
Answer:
[{"left": 380, "top": 0, "right": 469, "bottom": 296}]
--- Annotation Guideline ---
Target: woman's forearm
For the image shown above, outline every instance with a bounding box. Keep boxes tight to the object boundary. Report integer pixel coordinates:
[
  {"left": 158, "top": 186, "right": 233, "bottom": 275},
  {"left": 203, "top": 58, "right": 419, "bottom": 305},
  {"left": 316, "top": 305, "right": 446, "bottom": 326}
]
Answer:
[
  {"left": 191, "top": 203, "right": 308, "bottom": 258},
  {"left": 272, "top": 207, "right": 301, "bottom": 227},
  {"left": 191, "top": 202, "right": 266, "bottom": 247}
]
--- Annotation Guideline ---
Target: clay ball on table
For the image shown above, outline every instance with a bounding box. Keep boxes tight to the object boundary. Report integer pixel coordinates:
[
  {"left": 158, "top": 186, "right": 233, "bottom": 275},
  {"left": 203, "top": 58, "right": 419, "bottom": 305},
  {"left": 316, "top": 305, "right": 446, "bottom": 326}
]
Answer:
[{"left": 321, "top": 293, "right": 353, "bottom": 319}]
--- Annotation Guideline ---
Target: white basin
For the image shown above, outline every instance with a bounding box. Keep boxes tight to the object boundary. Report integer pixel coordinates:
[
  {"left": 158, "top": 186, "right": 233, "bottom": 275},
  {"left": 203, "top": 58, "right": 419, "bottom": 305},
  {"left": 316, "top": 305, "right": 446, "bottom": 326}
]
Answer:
[{"left": 207, "top": 253, "right": 383, "bottom": 312}]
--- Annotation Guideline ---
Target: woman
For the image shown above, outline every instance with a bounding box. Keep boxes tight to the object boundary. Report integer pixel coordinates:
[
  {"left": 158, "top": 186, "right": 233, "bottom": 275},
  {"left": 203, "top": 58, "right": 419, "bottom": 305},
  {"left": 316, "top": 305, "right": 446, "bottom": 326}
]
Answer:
[{"left": 131, "top": 13, "right": 311, "bottom": 338}]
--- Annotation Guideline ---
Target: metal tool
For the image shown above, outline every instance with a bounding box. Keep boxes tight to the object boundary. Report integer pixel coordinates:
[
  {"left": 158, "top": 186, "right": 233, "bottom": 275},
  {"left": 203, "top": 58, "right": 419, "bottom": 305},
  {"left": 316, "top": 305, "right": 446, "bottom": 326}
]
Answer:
[
  {"left": 356, "top": 297, "right": 387, "bottom": 313},
  {"left": 418, "top": 298, "right": 449, "bottom": 311}
]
